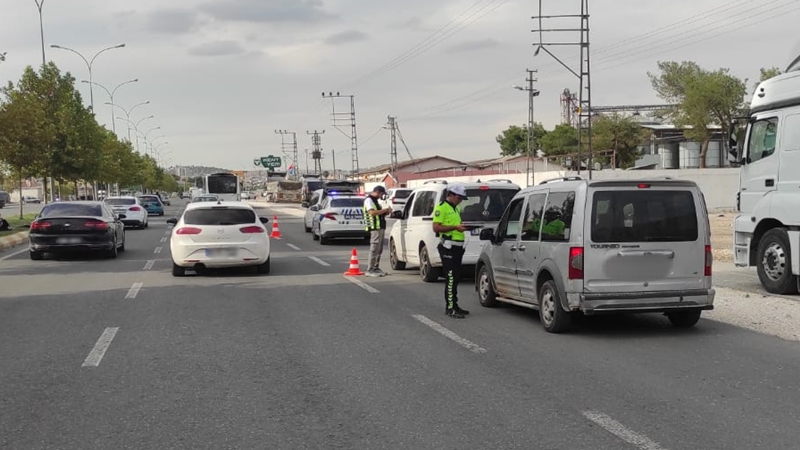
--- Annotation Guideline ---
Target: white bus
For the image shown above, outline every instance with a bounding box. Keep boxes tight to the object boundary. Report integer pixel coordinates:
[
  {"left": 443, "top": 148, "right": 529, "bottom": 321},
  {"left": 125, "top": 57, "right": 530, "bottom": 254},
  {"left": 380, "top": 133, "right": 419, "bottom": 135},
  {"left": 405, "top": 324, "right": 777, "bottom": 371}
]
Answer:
[{"left": 204, "top": 172, "right": 241, "bottom": 202}]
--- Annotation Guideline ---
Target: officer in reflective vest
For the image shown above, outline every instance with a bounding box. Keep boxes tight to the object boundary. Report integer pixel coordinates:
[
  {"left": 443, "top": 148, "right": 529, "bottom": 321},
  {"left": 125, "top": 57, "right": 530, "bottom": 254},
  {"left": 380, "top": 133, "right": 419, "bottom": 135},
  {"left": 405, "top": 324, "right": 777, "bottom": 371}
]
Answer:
[
  {"left": 432, "top": 185, "right": 470, "bottom": 318},
  {"left": 364, "top": 185, "right": 392, "bottom": 277}
]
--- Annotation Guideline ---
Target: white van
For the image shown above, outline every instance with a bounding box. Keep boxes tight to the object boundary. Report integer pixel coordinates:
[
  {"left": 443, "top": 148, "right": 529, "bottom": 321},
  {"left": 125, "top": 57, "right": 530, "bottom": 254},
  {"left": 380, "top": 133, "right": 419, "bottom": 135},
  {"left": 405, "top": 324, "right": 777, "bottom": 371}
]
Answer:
[
  {"left": 388, "top": 180, "right": 520, "bottom": 281},
  {"left": 476, "top": 177, "right": 715, "bottom": 333}
]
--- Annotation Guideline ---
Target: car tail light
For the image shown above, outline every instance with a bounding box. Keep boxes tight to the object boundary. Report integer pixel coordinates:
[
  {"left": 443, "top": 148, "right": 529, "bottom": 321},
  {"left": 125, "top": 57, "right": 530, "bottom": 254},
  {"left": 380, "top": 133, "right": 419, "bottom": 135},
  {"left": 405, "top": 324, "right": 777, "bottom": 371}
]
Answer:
[
  {"left": 129, "top": 206, "right": 142, "bottom": 211},
  {"left": 705, "top": 245, "right": 713, "bottom": 277},
  {"left": 84, "top": 220, "right": 109, "bottom": 230},
  {"left": 239, "top": 226, "right": 264, "bottom": 233},
  {"left": 30, "top": 221, "right": 51, "bottom": 230},
  {"left": 479, "top": 185, "right": 489, "bottom": 190},
  {"left": 176, "top": 227, "right": 202, "bottom": 235},
  {"left": 568, "top": 247, "right": 584, "bottom": 280},
  {"left": 637, "top": 183, "right": 651, "bottom": 189},
  {"left": 323, "top": 213, "right": 338, "bottom": 221}
]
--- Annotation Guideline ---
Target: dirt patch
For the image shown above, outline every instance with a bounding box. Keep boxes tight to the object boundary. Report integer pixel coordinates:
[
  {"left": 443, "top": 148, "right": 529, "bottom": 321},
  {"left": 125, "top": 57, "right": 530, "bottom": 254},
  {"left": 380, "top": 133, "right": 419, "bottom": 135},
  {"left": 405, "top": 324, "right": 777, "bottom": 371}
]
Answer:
[{"left": 710, "top": 211, "right": 735, "bottom": 263}]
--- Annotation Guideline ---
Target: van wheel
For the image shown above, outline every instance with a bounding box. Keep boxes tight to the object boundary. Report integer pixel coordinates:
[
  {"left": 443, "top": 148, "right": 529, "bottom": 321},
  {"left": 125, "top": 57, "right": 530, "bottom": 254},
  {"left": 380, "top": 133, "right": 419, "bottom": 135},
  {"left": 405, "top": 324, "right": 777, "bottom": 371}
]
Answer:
[
  {"left": 538, "top": 280, "right": 572, "bottom": 333},
  {"left": 757, "top": 228, "right": 799, "bottom": 294},
  {"left": 477, "top": 265, "right": 498, "bottom": 307},
  {"left": 390, "top": 239, "right": 406, "bottom": 270},
  {"left": 667, "top": 310, "right": 702, "bottom": 328},
  {"left": 420, "top": 245, "right": 440, "bottom": 282}
]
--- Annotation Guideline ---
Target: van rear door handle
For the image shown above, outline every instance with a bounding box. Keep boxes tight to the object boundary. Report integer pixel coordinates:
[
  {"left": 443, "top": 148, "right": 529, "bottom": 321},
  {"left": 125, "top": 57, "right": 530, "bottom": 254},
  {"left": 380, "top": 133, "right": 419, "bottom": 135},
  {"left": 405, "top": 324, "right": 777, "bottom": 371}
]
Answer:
[{"left": 765, "top": 179, "right": 775, "bottom": 187}]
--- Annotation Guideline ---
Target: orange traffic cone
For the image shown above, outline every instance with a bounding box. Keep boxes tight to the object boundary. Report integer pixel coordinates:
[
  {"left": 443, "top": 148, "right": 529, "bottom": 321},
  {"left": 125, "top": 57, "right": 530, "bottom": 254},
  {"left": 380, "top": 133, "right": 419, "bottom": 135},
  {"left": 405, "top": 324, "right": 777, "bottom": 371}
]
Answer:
[
  {"left": 344, "top": 248, "right": 365, "bottom": 276},
  {"left": 270, "top": 215, "right": 282, "bottom": 239}
]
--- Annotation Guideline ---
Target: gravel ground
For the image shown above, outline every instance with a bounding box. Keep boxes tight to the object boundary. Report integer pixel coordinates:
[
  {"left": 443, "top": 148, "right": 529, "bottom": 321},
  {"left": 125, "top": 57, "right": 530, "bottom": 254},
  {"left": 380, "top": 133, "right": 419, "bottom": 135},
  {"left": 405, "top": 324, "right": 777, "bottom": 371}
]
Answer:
[
  {"left": 710, "top": 210, "right": 735, "bottom": 263},
  {"left": 707, "top": 286, "right": 800, "bottom": 342}
]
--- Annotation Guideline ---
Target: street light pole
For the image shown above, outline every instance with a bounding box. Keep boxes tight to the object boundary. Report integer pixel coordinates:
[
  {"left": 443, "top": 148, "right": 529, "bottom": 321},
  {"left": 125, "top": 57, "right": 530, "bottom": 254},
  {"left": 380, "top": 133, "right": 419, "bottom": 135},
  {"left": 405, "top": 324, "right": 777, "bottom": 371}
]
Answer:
[
  {"left": 50, "top": 43, "right": 125, "bottom": 112},
  {"left": 513, "top": 69, "right": 540, "bottom": 187},
  {"left": 82, "top": 78, "right": 137, "bottom": 133},
  {"left": 34, "top": 1, "right": 45, "bottom": 66}
]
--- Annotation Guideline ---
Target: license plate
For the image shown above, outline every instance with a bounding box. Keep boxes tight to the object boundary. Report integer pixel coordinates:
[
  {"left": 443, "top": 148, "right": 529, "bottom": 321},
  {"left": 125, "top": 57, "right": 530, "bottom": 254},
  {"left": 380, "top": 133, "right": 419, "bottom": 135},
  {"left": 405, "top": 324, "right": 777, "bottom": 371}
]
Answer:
[
  {"left": 343, "top": 212, "right": 363, "bottom": 220},
  {"left": 205, "top": 247, "right": 238, "bottom": 257},
  {"left": 57, "top": 237, "right": 82, "bottom": 244},
  {"left": 470, "top": 228, "right": 482, "bottom": 236}
]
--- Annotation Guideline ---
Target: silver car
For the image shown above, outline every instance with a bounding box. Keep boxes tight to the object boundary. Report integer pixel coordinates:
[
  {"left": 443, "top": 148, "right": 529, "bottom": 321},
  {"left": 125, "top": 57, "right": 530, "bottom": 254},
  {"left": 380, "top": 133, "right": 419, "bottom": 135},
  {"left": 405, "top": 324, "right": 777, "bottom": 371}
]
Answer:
[{"left": 475, "top": 177, "right": 715, "bottom": 333}]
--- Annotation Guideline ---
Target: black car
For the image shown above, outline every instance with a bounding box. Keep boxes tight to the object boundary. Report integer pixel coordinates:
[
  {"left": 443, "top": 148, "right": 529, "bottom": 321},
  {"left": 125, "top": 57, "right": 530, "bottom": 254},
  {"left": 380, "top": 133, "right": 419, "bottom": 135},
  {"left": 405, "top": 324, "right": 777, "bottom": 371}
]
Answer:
[{"left": 28, "top": 202, "right": 126, "bottom": 260}]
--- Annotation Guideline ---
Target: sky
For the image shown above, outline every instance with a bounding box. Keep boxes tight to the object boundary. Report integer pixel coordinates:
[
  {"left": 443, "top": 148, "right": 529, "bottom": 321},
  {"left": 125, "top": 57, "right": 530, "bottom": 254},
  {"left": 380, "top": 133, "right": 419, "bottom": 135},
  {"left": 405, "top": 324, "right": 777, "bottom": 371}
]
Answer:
[{"left": 1, "top": 0, "right": 798, "bottom": 172}]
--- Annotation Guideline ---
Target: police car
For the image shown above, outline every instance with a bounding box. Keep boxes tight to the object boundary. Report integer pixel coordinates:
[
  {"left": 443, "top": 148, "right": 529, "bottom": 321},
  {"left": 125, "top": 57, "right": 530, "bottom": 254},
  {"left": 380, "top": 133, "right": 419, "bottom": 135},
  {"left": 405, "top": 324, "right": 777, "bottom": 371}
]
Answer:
[{"left": 311, "top": 193, "right": 369, "bottom": 245}]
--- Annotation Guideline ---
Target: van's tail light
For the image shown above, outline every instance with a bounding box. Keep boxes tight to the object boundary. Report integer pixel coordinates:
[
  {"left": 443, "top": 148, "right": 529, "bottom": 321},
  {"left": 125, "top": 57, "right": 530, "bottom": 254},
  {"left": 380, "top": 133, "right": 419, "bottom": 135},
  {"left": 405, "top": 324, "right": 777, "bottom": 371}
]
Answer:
[
  {"left": 637, "top": 183, "right": 651, "bottom": 189},
  {"left": 323, "top": 213, "right": 338, "bottom": 221},
  {"left": 30, "top": 221, "right": 51, "bottom": 230},
  {"left": 705, "top": 245, "right": 713, "bottom": 276},
  {"left": 176, "top": 227, "right": 202, "bottom": 235},
  {"left": 239, "top": 226, "right": 264, "bottom": 233},
  {"left": 129, "top": 206, "right": 142, "bottom": 211},
  {"left": 84, "top": 220, "right": 108, "bottom": 230},
  {"left": 568, "top": 247, "right": 584, "bottom": 280}
]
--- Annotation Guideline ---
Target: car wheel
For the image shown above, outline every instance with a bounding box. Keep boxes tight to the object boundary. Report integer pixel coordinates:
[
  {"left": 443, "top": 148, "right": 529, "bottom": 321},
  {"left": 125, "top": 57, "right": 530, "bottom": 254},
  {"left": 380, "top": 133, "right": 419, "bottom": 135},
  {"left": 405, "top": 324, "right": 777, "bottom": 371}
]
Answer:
[
  {"left": 756, "top": 228, "right": 798, "bottom": 294},
  {"left": 257, "top": 257, "right": 271, "bottom": 275},
  {"left": 390, "top": 239, "right": 406, "bottom": 270},
  {"left": 107, "top": 240, "right": 118, "bottom": 259},
  {"left": 477, "top": 265, "right": 498, "bottom": 307},
  {"left": 312, "top": 226, "right": 320, "bottom": 241},
  {"left": 172, "top": 263, "right": 186, "bottom": 277},
  {"left": 304, "top": 221, "right": 311, "bottom": 233},
  {"left": 538, "top": 280, "right": 572, "bottom": 333},
  {"left": 119, "top": 235, "right": 126, "bottom": 252},
  {"left": 30, "top": 250, "right": 44, "bottom": 261},
  {"left": 419, "top": 245, "right": 440, "bottom": 282},
  {"left": 320, "top": 233, "right": 329, "bottom": 245},
  {"left": 666, "top": 310, "right": 702, "bottom": 328}
]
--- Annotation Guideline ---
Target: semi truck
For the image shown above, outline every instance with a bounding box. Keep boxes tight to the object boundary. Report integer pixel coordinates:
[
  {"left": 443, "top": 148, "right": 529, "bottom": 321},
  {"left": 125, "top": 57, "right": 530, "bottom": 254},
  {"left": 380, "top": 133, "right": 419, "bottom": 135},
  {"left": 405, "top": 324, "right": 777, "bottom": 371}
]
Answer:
[{"left": 729, "top": 49, "right": 800, "bottom": 294}]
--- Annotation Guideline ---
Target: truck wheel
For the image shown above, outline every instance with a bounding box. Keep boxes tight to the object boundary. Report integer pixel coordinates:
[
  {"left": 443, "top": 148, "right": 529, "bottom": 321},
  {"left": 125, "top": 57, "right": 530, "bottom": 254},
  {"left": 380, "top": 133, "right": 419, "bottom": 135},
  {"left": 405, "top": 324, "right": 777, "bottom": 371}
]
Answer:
[{"left": 757, "top": 228, "right": 799, "bottom": 294}]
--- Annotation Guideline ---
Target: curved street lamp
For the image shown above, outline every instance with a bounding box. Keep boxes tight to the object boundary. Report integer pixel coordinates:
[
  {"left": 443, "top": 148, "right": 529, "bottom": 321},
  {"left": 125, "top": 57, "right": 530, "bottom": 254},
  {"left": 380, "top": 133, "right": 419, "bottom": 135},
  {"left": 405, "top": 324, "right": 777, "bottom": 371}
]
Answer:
[
  {"left": 82, "top": 78, "right": 137, "bottom": 133},
  {"left": 50, "top": 43, "right": 125, "bottom": 111},
  {"left": 108, "top": 100, "right": 149, "bottom": 142}
]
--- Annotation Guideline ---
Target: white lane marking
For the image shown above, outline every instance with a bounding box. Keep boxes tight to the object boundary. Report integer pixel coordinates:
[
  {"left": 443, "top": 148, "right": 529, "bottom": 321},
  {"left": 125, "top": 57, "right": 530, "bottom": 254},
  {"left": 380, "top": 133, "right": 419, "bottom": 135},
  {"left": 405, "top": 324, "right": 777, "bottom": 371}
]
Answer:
[
  {"left": 308, "top": 256, "right": 330, "bottom": 267},
  {"left": 160, "top": 237, "right": 167, "bottom": 242},
  {"left": 344, "top": 276, "right": 380, "bottom": 294},
  {"left": 154, "top": 246, "right": 162, "bottom": 254},
  {"left": 0, "top": 247, "right": 28, "bottom": 261},
  {"left": 582, "top": 411, "right": 668, "bottom": 450},
  {"left": 143, "top": 260, "right": 155, "bottom": 270},
  {"left": 412, "top": 314, "right": 487, "bottom": 354},
  {"left": 165, "top": 230, "right": 170, "bottom": 235},
  {"left": 287, "top": 243, "right": 301, "bottom": 251},
  {"left": 125, "top": 282, "right": 143, "bottom": 299},
  {"left": 82, "top": 327, "right": 119, "bottom": 367}
]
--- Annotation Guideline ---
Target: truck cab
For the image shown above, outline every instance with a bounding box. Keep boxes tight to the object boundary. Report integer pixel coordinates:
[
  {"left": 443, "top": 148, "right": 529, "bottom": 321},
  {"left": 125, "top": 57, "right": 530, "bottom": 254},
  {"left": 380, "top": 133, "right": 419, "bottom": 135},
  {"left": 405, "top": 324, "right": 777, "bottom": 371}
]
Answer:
[{"left": 729, "top": 61, "right": 800, "bottom": 294}]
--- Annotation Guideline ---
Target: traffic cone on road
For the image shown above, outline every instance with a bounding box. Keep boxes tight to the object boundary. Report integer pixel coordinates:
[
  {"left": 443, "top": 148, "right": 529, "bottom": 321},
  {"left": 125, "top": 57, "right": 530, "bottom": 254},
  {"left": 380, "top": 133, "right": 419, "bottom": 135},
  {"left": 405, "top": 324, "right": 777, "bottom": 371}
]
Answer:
[
  {"left": 343, "top": 248, "right": 365, "bottom": 276},
  {"left": 270, "top": 215, "right": 282, "bottom": 239}
]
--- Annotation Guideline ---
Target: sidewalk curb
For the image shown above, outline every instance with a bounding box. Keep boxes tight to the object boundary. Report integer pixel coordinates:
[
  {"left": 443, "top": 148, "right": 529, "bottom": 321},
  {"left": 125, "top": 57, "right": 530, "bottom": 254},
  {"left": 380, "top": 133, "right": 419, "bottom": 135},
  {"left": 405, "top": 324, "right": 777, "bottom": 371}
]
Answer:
[{"left": 0, "top": 232, "right": 28, "bottom": 252}]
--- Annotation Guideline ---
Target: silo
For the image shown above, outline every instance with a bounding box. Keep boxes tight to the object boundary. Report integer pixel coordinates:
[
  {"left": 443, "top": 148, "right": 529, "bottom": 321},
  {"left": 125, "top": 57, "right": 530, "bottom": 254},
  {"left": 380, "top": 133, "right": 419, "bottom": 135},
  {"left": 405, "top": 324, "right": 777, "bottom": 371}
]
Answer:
[
  {"left": 705, "top": 141, "right": 722, "bottom": 168},
  {"left": 679, "top": 141, "right": 701, "bottom": 168},
  {"left": 659, "top": 143, "right": 679, "bottom": 169}
]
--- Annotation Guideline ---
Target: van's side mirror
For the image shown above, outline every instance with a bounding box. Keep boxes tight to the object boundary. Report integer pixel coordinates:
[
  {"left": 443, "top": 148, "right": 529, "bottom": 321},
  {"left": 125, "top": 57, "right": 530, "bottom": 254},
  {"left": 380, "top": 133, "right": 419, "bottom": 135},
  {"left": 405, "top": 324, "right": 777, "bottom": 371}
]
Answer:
[
  {"left": 301, "top": 202, "right": 309, "bottom": 208},
  {"left": 390, "top": 210, "right": 403, "bottom": 219},
  {"left": 259, "top": 217, "right": 269, "bottom": 224},
  {"left": 166, "top": 218, "right": 178, "bottom": 225},
  {"left": 309, "top": 205, "right": 320, "bottom": 212},
  {"left": 479, "top": 228, "right": 495, "bottom": 241}
]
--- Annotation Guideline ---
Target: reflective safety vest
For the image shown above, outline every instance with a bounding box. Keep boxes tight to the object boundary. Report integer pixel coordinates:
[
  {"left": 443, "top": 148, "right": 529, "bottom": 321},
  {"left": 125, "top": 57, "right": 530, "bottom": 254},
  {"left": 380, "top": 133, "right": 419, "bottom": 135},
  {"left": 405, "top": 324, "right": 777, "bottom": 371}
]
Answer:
[
  {"left": 364, "top": 197, "right": 385, "bottom": 231},
  {"left": 433, "top": 201, "right": 464, "bottom": 241}
]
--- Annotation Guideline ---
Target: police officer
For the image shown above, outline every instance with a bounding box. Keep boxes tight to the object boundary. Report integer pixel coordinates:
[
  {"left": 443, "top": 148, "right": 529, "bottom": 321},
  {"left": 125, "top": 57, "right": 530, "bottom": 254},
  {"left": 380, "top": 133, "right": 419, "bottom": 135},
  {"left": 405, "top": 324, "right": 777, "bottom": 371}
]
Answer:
[
  {"left": 364, "top": 185, "right": 392, "bottom": 277},
  {"left": 432, "top": 185, "right": 470, "bottom": 318}
]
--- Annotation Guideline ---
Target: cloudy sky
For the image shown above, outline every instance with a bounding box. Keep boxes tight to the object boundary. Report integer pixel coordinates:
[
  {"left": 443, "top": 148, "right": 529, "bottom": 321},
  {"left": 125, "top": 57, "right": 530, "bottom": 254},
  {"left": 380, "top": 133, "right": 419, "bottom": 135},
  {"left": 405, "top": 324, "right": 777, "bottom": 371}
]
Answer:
[{"left": 1, "top": 0, "right": 798, "bottom": 172}]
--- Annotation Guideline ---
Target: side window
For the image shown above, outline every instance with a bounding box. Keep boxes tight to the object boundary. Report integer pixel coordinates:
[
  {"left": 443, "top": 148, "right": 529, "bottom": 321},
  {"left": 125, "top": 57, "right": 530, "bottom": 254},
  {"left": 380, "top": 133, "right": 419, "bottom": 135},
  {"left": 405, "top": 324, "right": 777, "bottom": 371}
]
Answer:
[
  {"left": 783, "top": 114, "right": 800, "bottom": 152},
  {"left": 521, "top": 193, "right": 547, "bottom": 242},
  {"left": 748, "top": 117, "right": 779, "bottom": 163},
  {"left": 310, "top": 193, "right": 320, "bottom": 205},
  {"left": 496, "top": 198, "right": 525, "bottom": 241},
  {"left": 412, "top": 191, "right": 436, "bottom": 217},
  {"left": 541, "top": 192, "right": 576, "bottom": 242}
]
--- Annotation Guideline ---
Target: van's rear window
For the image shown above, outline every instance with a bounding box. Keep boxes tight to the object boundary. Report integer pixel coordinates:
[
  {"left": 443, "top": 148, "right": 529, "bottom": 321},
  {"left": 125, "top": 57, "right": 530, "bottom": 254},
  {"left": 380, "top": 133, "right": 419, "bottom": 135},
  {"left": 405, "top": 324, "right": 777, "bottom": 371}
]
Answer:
[
  {"left": 184, "top": 208, "right": 256, "bottom": 225},
  {"left": 591, "top": 190, "right": 698, "bottom": 242}
]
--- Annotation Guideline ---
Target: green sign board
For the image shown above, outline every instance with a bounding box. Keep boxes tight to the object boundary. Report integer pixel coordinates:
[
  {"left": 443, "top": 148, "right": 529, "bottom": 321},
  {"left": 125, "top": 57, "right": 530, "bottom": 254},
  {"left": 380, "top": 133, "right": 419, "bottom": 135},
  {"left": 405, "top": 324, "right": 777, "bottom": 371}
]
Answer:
[{"left": 257, "top": 156, "right": 282, "bottom": 168}]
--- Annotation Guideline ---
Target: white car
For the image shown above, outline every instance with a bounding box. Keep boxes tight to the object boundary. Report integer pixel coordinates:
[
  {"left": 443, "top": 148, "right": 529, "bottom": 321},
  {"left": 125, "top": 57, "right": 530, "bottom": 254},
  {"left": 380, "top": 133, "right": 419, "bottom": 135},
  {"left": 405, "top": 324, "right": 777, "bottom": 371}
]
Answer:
[
  {"left": 302, "top": 189, "right": 325, "bottom": 232},
  {"left": 311, "top": 195, "right": 369, "bottom": 245},
  {"left": 105, "top": 196, "right": 149, "bottom": 229},
  {"left": 386, "top": 188, "right": 413, "bottom": 212},
  {"left": 167, "top": 201, "right": 271, "bottom": 276},
  {"left": 389, "top": 180, "right": 520, "bottom": 282}
]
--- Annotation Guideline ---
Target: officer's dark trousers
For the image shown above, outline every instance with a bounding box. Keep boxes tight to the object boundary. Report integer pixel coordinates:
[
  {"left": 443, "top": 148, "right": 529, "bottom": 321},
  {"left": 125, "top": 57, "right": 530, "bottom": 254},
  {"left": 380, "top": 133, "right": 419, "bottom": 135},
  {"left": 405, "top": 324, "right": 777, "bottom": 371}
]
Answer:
[{"left": 438, "top": 244, "right": 465, "bottom": 310}]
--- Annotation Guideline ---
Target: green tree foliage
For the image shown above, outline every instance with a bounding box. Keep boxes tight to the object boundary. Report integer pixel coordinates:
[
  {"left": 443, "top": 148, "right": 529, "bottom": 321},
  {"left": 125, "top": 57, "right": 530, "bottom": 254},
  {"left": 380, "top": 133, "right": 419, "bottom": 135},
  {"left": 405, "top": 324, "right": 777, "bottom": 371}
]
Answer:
[
  {"left": 592, "top": 114, "right": 649, "bottom": 169},
  {"left": 759, "top": 67, "right": 782, "bottom": 82},
  {"left": 649, "top": 61, "right": 746, "bottom": 168},
  {"left": 539, "top": 124, "right": 579, "bottom": 157},
  {"left": 495, "top": 123, "right": 547, "bottom": 157}
]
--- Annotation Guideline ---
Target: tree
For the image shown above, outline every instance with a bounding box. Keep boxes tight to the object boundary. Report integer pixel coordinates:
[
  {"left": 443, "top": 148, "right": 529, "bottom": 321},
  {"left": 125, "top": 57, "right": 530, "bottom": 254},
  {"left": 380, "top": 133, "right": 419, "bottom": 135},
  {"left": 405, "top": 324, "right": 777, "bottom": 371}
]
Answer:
[
  {"left": 592, "top": 114, "right": 649, "bottom": 169},
  {"left": 649, "top": 61, "right": 746, "bottom": 168},
  {"left": 496, "top": 123, "right": 547, "bottom": 157},
  {"left": 539, "top": 124, "right": 579, "bottom": 157},
  {"left": 759, "top": 67, "right": 782, "bottom": 82}
]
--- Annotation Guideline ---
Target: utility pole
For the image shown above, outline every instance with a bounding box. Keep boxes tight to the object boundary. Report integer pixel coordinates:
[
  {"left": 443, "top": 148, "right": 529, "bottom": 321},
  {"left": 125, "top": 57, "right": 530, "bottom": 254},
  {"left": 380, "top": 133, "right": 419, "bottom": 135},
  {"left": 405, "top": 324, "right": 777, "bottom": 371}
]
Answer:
[
  {"left": 514, "top": 70, "right": 540, "bottom": 186},
  {"left": 307, "top": 130, "right": 325, "bottom": 175},
  {"left": 386, "top": 116, "right": 398, "bottom": 175},
  {"left": 533, "top": 0, "right": 593, "bottom": 178},
  {"left": 322, "top": 92, "right": 359, "bottom": 178},
  {"left": 331, "top": 149, "right": 337, "bottom": 179},
  {"left": 275, "top": 130, "right": 298, "bottom": 180}
]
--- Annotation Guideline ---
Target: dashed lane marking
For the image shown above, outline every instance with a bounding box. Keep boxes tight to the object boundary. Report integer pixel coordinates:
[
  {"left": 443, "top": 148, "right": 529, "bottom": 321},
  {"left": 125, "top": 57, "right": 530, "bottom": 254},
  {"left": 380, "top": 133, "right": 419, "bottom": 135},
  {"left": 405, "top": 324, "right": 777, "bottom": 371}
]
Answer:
[
  {"left": 412, "top": 314, "right": 487, "bottom": 354},
  {"left": 344, "top": 276, "right": 380, "bottom": 294},
  {"left": 154, "top": 247, "right": 163, "bottom": 254},
  {"left": 582, "top": 411, "right": 669, "bottom": 450},
  {"left": 308, "top": 256, "right": 330, "bottom": 267},
  {"left": 143, "top": 260, "right": 155, "bottom": 270},
  {"left": 287, "top": 243, "right": 301, "bottom": 251},
  {"left": 160, "top": 237, "right": 167, "bottom": 242},
  {"left": 0, "top": 248, "right": 28, "bottom": 261},
  {"left": 125, "top": 282, "right": 143, "bottom": 299},
  {"left": 82, "top": 327, "right": 119, "bottom": 367}
]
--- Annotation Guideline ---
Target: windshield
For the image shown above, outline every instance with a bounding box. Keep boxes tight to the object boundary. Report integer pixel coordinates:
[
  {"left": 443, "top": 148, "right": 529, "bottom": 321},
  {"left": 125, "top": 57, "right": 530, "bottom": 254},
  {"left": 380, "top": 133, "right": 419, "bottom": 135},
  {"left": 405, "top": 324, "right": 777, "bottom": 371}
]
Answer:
[
  {"left": 459, "top": 188, "right": 518, "bottom": 222},
  {"left": 193, "top": 196, "right": 219, "bottom": 203},
  {"left": 306, "top": 181, "right": 323, "bottom": 192},
  {"left": 591, "top": 190, "right": 698, "bottom": 242},
  {"left": 39, "top": 203, "right": 102, "bottom": 218},
  {"left": 207, "top": 175, "right": 238, "bottom": 194},
  {"left": 138, "top": 196, "right": 161, "bottom": 204},
  {"left": 105, "top": 198, "right": 135, "bottom": 206},
  {"left": 184, "top": 208, "right": 256, "bottom": 225},
  {"left": 331, "top": 198, "right": 366, "bottom": 208}
]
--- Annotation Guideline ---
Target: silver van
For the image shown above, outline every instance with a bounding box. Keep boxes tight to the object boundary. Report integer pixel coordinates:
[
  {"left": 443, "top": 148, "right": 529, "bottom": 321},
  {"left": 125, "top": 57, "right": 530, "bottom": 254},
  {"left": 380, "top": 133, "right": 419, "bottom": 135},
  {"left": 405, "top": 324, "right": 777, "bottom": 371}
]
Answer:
[{"left": 475, "top": 177, "right": 715, "bottom": 333}]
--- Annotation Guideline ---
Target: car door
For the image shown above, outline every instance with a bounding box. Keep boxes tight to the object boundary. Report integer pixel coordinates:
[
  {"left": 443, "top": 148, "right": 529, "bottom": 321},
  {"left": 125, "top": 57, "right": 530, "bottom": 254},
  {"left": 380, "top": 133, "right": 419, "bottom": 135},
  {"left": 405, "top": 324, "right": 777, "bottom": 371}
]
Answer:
[
  {"left": 491, "top": 197, "right": 526, "bottom": 299},
  {"left": 515, "top": 192, "right": 548, "bottom": 302},
  {"left": 405, "top": 190, "right": 437, "bottom": 266},
  {"left": 740, "top": 114, "right": 781, "bottom": 213},
  {"left": 396, "top": 192, "right": 416, "bottom": 261}
]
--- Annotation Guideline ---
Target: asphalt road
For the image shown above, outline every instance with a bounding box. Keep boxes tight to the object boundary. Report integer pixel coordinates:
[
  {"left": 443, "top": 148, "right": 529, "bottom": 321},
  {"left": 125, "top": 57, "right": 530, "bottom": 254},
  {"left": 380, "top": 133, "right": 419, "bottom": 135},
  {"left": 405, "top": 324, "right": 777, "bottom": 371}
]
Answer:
[{"left": 1, "top": 200, "right": 800, "bottom": 449}]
